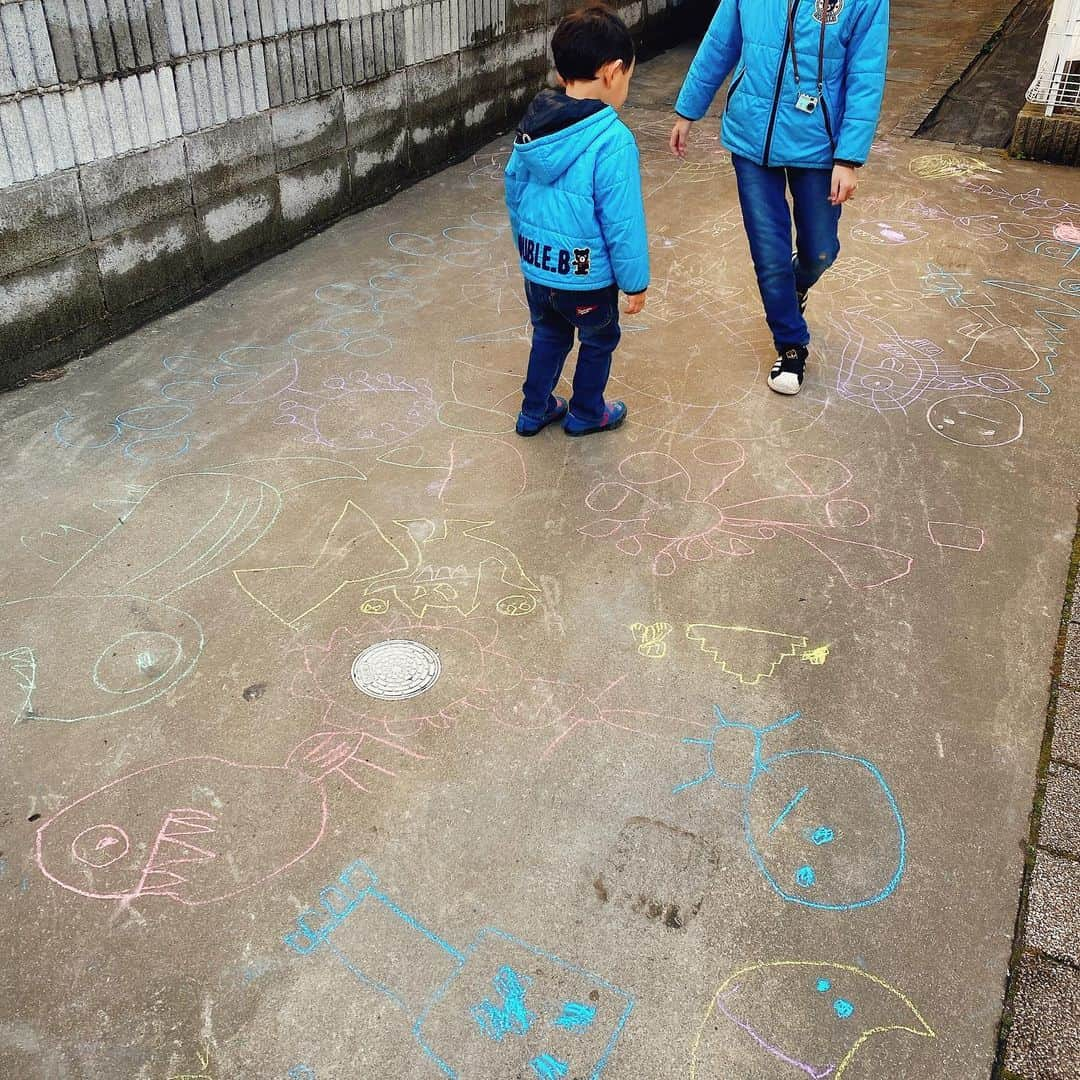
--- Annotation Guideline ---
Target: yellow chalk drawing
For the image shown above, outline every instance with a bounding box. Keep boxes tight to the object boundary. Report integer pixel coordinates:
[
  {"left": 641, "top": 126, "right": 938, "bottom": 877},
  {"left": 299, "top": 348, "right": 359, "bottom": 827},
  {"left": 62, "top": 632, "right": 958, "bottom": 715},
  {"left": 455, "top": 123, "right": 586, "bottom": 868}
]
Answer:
[
  {"left": 496, "top": 593, "right": 538, "bottom": 616},
  {"left": 909, "top": 153, "right": 1001, "bottom": 181},
  {"left": 167, "top": 1046, "right": 214, "bottom": 1080},
  {"left": 686, "top": 625, "right": 830, "bottom": 685},
  {"left": 359, "top": 598, "right": 390, "bottom": 614},
  {"left": 690, "top": 961, "right": 935, "bottom": 1080},
  {"left": 630, "top": 622, "right": 674, "bottom": 658}
]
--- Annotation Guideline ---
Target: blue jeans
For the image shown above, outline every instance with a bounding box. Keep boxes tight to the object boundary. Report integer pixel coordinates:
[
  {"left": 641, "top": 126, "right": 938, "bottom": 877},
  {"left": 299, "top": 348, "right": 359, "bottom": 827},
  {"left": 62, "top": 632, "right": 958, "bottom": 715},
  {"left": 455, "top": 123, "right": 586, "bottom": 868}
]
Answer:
[
  {"left": 522, "top": 280, "right": 621, "bottom": 426},
  {"left": 732, "top": 154, "right": 842, "bottom": 351}
]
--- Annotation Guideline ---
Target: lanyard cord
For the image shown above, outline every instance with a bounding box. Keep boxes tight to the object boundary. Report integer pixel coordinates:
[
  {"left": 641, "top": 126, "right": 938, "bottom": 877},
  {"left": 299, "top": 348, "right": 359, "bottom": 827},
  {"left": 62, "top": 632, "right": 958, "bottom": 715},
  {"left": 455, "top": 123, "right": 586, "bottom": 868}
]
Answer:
[{"left": 789, "top": 0, "right": 828, "bottom": 95}]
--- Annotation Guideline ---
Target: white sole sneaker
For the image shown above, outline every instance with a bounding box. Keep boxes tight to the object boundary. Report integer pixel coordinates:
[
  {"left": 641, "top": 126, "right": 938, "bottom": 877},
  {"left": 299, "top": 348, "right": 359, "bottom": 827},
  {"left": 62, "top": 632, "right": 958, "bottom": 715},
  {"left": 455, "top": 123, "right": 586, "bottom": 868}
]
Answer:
[{"left": 768, "top": 370, "right": 803, "bottom": 395}]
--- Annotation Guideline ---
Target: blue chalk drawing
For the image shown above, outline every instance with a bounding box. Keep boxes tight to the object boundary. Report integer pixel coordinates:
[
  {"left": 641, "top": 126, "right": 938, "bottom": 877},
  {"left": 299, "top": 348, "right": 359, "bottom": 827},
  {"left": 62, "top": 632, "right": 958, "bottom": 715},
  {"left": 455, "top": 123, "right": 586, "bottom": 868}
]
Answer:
[
  {"left": 471, "top": 967, "right": 537, "bottom": 1041},
  {"left": 674, "top": 708, "right": 906, "bottom": 912},
  {"left": 287, "top": 1067, "right": 316, "bottom": 1079},
  {"left": 816, "top": 979, "right": 831, "bottom": 993},
  {"left": 834, "top": 999, "right": 855, "bottom": 1019},
  {"left": 283, "top": 859, "right": 634, "bottom": 1079}
]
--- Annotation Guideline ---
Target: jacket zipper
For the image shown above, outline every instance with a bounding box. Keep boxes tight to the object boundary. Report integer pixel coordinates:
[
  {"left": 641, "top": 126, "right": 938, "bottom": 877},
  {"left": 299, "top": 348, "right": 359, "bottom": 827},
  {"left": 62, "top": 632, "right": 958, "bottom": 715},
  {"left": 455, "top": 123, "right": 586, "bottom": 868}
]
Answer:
[
  {"left": 762, "top": 0, "right": 800, "bottom": 166},
  {"left": 821, "top": 94, "right": 835, "bottom": 147}
]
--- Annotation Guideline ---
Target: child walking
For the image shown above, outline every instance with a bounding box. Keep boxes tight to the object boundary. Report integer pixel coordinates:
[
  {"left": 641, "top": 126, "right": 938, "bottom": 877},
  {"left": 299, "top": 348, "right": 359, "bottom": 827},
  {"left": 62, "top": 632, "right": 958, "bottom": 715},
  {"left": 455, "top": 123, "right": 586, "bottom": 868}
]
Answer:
[
  {"left": 504, "top": 4, "right": 649, "bottom": 437},
  {"left": 670, "top": 0, "right": 889, "bottom": 395}
]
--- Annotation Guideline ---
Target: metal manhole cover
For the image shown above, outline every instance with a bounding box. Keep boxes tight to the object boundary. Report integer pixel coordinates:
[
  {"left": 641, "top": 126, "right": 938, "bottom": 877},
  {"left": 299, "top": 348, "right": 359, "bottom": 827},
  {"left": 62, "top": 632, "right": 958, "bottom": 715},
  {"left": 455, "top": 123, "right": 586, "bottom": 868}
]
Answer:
[{"left": 351, "top": 639, "right": 441, "bottom": 700}]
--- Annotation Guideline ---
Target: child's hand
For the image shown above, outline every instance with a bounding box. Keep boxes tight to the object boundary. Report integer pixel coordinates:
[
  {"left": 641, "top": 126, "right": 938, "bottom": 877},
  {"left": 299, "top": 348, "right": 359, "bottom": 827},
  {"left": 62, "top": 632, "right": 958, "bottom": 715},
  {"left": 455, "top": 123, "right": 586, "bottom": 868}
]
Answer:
[
  {"left": 624, "top": 290, "right": 647, "bottom": 315},
  {"left": 829, "top": 164, "right": 858, "bottom": 205},
  {"left": 669, "top": 118, "right": 693, "bottom": 158}
]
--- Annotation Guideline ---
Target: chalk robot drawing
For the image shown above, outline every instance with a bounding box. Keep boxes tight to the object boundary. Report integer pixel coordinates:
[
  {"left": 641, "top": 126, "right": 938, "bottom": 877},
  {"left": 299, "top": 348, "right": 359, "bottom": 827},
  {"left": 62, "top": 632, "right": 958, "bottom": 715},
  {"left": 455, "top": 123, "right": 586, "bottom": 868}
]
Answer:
[
  {"left": 284, "top": 858, "right": 634, "bottom": 1080},
  {"left": 690, "top": 961, "right": 934, "bottom": 1079},
  {"left": 34, "top": 732, "right": 422, "bottom": 906},
  {"left": 675, "top": 709, "right": 906, "bottom": 912}
]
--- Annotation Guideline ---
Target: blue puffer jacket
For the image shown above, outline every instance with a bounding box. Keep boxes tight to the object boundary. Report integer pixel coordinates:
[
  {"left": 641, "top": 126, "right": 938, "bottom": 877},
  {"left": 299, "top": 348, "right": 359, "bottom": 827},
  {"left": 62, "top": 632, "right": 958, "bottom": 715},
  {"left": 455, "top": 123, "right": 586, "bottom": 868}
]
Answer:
[
  {"left": 676, "top": 0, "right": 889, "bottom": 169},
  {"left": 505, "top": 90, "right": 649, "bottom": 295}
]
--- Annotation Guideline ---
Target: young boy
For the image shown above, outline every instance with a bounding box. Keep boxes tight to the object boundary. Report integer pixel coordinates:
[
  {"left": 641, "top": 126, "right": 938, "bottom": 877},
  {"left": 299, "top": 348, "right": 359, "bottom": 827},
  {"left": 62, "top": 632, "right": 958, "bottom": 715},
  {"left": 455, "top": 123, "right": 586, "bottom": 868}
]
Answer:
[
  {"left": 670, "top": 0, "right": 889, "bottom": 395},
  {"left": 504, "top": 4, "right": 649, "bottom": 437}
]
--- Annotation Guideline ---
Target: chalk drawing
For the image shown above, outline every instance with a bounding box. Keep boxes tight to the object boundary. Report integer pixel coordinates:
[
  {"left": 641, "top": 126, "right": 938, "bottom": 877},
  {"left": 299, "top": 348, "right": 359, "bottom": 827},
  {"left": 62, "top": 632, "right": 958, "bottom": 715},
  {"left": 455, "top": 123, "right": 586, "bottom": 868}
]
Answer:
[
  {"left": 284, "top": 858, "right": 634, "bottom": 1079},
  {"left": 685, "top": 626, "right": 829, "bottom": 684},
  {"left": 926, "top": 395, "right": 1024, "bottom": 447},
  {"left": 581, "top": 447, "right": 913, "bottom": 589},
  {"left": 167, "top": 1046, "right": 214, "bottom": 1080},
  {"left": 850, "top": 220, "right": 929, "bottom": 246},
  {"left": 286, "top": 1068, "right": 315, "bottom": 1079},
  {"left": 675, "top": 708, "right": 906, "bottom": 912},
  {"left": 927, "top": 522, "right": 986, "bottom": 552},
  {"left": 34, "top": 732, "right": 423, "bottom": 907},
  {"left": 909, "top": 153, "right": 1000, "bottom": 180},
  {"left": 630, "top": 622, "right": 674, "bottom": 659},
  {"left": 690, "top": 961, "right": 934, "bottom": 1079}
]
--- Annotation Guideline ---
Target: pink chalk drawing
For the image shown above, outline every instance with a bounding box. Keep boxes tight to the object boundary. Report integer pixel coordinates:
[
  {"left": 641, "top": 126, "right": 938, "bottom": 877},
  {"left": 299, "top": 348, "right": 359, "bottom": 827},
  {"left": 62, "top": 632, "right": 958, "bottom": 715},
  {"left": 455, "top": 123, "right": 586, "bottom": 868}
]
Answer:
[
  {"left": 35, "top": 731, "right": 424, "bottom": 907},
  {"left": 580, "top": 445, "right": 913, "bottom": 589},
  {"left": 1053, "top": 222, "right": 1080, "bottom": 245},
  {"left": 927, "top": 522, "right": 986, "bottom": 552},
  {"left": 850, "top": 220, "right": 929, "bottom": 246}
]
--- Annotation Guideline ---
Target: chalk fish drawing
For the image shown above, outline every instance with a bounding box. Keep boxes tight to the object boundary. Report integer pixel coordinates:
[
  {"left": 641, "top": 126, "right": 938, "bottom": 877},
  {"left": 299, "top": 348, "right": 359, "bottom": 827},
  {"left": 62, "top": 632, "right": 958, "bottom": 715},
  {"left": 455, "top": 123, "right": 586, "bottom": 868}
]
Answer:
[
  {"left": 284, "top": 858, "right": 634, "bottom": 1079},
  {"left": 675, "top": 709, "right": 905, "bottom": 912},
  {"left": 685, "top": 626, "right": 829, "bottom": 685},
  {"left": 690, "top": 961, "right": 934, "bottom": 1078},
  {"left": 35, "top": 732, "right": 422, "bottom": 906}
]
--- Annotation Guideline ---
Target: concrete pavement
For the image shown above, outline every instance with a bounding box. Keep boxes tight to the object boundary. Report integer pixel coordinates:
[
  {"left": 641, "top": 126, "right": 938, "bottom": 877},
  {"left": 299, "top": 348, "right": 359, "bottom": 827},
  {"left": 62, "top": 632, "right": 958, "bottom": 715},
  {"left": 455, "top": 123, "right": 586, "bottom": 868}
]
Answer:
[{"left": 2, "top": 1, "right": 1079, "bottom": 1076}]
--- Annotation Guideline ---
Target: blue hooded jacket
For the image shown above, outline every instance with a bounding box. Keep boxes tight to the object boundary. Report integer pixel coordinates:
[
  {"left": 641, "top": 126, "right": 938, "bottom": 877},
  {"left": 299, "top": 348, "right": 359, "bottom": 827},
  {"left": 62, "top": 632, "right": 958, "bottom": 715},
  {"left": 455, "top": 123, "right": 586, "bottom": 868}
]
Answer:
[
  {"left": 504, "top": 90, "right": 649, "bottom": 295},
  {"left": 675, "top": 0, "right": 889, "bottom": 169}
]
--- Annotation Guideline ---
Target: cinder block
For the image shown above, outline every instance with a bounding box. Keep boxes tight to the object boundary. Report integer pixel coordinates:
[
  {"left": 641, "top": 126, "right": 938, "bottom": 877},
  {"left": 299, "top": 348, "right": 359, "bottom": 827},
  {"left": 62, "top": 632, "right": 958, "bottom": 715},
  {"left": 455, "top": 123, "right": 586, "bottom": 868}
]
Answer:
[
  {"left": 221, "top": 47, "right": 244, "bottom": 119},
  {"left": 0, "top": 248, "right": 105, "bottom": 373},
  {"left": 0, "top": 171, "right": 89, "bottom": 276},
  {"left": 302, "top": 28, "right": 318, "bottom": 90},
  {"left": 337, "top": 20, "right": 354, "bottom": 83},
  {"left": 157, "top": 67, "right": 184, "bottom": 138},
  {"left": 139, "top": 70, "right": 168, "bottom": 144},
  {"left": 174, "top": 62, "right": 200, "bottom": 131},
  {"left": 104, "top": 0, "right": 137, "bottom": 72},
  {"left": 271, "top": 91, "right": 346, "bottom": 171},
  {"left": 460, "top": 39, "right": 507, "bottom": 143},
  {"left": 81, "top": 82, "right": 116, "bottom": 158},
  {"left": 119, "top": 73, "right": 151, "bottom": 149},
  {"left": 406, "top": 53, "right": 461, "bottom": 175},
  {"left": 162, "top": 0, "right": 188, "bottom": 55},
  {"left": 84, "top": 0, "right": 119, "bottom": 76},
  {"left": 178, "top": 0, "right": 204, "bottom": 54},
  {"left": 128, "top": 0, "right": 158, "bottom": 66},
  {"left": 0, "top": 101, "right": 36, "bottom": 183},
  {"left": 345, "top": 69, "right": 407, "bottom": 198},
  {"left": 262, "top": 40, "right": 282, "bottom": 107},
  {"left": 506, "top": 27, "right": 547, "bottom": 117},
  {"left": 41, "top": 91, "right": 75, "bottom": 171},
  {"left": 62, "top": 0, "right": 100, "bottom": 81},
  {"left": 185, "top": 111, "right": 274, "bottom": 202},
  {"left": 245, "top": 0, "right": 264, "bottom": 38},
  {"left": 41, "top": 0, "right": 79, "bottom": 83},
  {"left": 19, "top": 96, "right": 57, "bottom": 177},
  {"left": 80, "top": 140, "right": 191, "bottom": 238},
  {"left": 197, "top": 177, "right": 279, "bottom": 277},
  {"left": 62, "top": 87, "right": 97, "bottom": 164},
  {"left": 95, "top": 210, "right": 202, "bottom": 309},
  {"left": 196, "top": 0, "right": 219, "bottom": 49},
  {"left": 205, "top": 52, "right": 229, "bottom": 124},
  {"left": 289, "top": 30, "right": 307, "bottom": 98},
  {"left": 0, "top": 37, "right": 16, "bottom": 98},
  {"left": 1, "top": 3, "right": 41, "bottom": 92},
  {"left": 24, "top": 0, "right": 60, "bottom": 87},
  {"left": 277, "top": 149, "right": 348, "bottom": 237},
  {"left": 102, "top": 78, "right": 132, "bottom": 154}
]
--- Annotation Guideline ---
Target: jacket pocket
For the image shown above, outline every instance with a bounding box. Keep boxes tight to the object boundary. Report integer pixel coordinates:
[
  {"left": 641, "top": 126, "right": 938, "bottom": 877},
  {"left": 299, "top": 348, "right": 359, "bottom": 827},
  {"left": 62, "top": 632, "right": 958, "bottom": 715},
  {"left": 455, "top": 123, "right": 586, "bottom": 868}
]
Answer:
[
  {"left": 725, "top": 68, "right": 746, "bottom": 110},
  {"left": 820, "top": 92, "right": 836, "bottom": 149}
]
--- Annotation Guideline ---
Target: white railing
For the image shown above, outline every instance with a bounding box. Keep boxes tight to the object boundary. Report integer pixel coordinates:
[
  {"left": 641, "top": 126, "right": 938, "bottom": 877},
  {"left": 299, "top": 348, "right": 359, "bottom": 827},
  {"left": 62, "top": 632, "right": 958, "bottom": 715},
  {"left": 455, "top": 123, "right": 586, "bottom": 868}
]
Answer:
[
  {"left": 1027, "top": 69, "right": 1080, "bottom": 111},
  {"left": 1028, "top": 0, "right": 1080, "bottom": 114}
]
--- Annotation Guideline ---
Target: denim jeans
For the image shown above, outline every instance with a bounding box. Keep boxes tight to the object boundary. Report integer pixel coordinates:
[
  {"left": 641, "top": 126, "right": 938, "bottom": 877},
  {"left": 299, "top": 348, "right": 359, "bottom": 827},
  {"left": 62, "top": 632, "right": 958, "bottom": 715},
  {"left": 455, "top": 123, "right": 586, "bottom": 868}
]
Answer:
[
  {"left": 732, "top": 154, "right": 842, "bottom": 351},
  {"left": 522, "top": 280, "right": 621, "bottom": 426}
]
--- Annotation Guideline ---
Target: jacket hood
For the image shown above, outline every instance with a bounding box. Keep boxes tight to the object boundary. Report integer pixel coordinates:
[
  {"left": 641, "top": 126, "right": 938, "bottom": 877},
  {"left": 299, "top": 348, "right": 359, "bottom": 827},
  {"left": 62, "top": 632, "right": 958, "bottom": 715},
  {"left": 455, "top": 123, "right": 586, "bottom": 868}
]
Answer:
[{"left": 513, "top": 90, "right": 616, "bottom": 183}]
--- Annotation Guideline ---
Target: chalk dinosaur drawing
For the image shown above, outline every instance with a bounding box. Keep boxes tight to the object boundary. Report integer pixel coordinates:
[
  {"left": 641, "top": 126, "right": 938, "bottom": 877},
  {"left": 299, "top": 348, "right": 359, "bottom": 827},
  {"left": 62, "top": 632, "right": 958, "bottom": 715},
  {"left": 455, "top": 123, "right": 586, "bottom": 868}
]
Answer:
[
  {"left": 34, "top": 731, "right": 423, "bottom": 907},
  {"left": 581, "top": 447, "right": 913, "bottom": 589},
  {"left": 690, "top": 961, "right": 934, "bottom": 1078},
  {"left": 675, "top": 708, "right": 906, "bottom": 912},
  {"left": 284, "top": 858, "right": 634, "bottom": 1079}
]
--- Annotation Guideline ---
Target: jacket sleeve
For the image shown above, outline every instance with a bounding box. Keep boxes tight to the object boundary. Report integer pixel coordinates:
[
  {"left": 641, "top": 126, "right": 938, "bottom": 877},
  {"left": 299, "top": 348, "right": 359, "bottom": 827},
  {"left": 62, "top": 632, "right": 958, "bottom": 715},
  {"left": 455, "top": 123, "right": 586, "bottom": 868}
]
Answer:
[
  {"left": 504, "top": 150, "right": 522, "bottom": 244},
  {"left": 674, "top": 0, "right": 742, "bottom": 121},
  {"left": 595, "top": 134, "right": 649, "bottom": 295},
  {"left": 834, "top": 0, "right": 889, "bottom": 165}
]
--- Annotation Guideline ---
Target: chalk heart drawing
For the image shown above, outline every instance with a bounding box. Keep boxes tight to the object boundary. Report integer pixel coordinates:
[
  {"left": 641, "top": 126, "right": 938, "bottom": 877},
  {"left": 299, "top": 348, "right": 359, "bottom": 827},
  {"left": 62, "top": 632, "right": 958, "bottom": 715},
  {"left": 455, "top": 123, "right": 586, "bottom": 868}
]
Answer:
[
  {"left": 284, "top": 858, "right": 634, "bottom": 1079},
  {"left": 690, "top": 961, "right": 934, "bottom": 1079},
  {"left": 581, "top": 447, "right": 913, "bottom": 589},
  {"left": 34, "top": 732, "right": 423, "bottom": 907},
  {"left": 291, "top": 618, "right": 524, "bottom": 739},
  {"left": 675, "top": 709, "right": 906, "bottom": 912},
  {"left": 236, "top": 512, "right": 540, "bottom": 627}
]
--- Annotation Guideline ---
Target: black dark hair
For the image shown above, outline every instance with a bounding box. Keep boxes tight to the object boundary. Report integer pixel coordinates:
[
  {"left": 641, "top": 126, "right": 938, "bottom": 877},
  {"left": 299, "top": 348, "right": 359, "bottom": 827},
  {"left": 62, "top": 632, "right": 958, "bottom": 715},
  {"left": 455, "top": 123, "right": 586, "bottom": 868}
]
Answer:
[{"left": 551, "top": 4, "right": 635, "bottom": 82}]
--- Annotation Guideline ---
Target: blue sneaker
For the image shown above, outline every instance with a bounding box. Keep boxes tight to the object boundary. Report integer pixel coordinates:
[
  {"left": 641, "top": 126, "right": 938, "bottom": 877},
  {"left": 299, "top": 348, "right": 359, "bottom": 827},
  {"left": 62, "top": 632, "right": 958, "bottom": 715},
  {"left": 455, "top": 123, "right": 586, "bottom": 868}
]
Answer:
[
  {"left": 564, "top": 400, "right": 627, "bottom": 437},
  {"left": 516, "top": 395, "right": 568, "bottom": 437}
]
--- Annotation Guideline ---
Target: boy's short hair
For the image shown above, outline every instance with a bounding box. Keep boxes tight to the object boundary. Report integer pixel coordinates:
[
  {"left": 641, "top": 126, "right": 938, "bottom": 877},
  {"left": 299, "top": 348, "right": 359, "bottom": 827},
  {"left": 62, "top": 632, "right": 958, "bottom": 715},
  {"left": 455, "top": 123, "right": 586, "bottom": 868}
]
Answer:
[{"left": 551, "top": 4, "right": 635, "bottom": 82}]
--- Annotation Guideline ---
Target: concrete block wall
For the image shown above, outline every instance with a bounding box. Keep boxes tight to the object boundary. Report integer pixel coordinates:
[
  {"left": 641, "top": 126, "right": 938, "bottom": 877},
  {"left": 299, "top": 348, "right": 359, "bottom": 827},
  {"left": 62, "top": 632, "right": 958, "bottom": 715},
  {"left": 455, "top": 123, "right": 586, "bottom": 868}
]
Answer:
[{"left": 0, "top": 0, "right": 695, "bottom": 387}]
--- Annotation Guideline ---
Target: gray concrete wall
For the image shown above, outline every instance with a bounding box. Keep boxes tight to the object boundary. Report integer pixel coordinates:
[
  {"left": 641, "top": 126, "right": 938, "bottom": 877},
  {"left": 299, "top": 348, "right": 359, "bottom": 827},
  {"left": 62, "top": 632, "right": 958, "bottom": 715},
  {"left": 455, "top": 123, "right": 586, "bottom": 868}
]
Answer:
[{"left": 0, "top": 0, "right": 693, "bottom": 388}]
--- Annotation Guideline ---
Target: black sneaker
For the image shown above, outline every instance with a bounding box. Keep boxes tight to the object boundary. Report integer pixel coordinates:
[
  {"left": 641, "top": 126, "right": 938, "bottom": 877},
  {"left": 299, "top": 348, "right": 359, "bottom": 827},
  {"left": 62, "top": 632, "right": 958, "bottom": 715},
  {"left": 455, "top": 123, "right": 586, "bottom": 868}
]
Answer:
[{"left": 768, "top": 346, "right": 807, "bottom": 396}]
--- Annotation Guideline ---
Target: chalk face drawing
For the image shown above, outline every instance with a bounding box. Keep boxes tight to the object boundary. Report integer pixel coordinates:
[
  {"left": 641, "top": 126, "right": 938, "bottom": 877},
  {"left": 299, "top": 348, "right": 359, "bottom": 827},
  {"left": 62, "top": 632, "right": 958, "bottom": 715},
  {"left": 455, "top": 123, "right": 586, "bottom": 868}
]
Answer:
[
  {"left": 35, "top": 732, "right": 422, "bottom": 906},
  {"left": 284, "top": 859, "right": 634, "bottom": 1079},
  {"left": 926, "top": 394, "right": 1024, "bottom": 447},
  {"left": 0, "top": 595, "right": 203, "bottom": 724},
  {"left": 581, "top": 448, "right": 913, "bottom": 589},
  {"left": 690, "top": 961, "right": 934, "bottom": 1079},
  {"left": 675, "top": 709, "right": 905, "bottom": 912}
]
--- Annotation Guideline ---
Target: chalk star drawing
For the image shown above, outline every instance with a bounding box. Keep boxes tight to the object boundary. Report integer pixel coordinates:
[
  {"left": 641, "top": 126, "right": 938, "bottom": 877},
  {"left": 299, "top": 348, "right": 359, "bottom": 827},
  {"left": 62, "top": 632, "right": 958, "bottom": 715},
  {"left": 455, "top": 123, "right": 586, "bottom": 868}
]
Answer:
[
  {"left": 675, "top": 708, "right": 905, "bottom": 912},
  {"left": 685, "top": 626, "right": 830, "bottom": 685},
  {"left": 34, "top": 731, "right": 423, "bottom": 908},
  {"left": 690, "top": 961, "right": 934, "bottom": 1079},
  {"left": 284, "top": 858, "right": 634, "bottom": 1079}
]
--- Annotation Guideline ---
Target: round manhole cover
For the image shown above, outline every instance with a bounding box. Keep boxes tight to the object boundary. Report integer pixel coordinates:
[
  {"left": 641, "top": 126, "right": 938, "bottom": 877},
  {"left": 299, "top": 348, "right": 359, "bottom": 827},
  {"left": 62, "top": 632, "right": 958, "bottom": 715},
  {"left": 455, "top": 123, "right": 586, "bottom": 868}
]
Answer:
[{"left": 351, "top": 639, "right": 441, "bottom": 700}]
